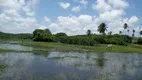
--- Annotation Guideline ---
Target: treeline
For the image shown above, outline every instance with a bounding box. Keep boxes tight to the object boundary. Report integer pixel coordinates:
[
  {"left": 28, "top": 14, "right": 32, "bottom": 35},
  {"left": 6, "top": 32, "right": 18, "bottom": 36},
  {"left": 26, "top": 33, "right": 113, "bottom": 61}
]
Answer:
[
  {"left": 32, "top": 29, "right": 133, "bottom": 46},
  {"left": 32, "top": 23, "right": 142, "bottom": 46},
  {"left": 0, "top": 31, "right": 32, "bottom": 40}
]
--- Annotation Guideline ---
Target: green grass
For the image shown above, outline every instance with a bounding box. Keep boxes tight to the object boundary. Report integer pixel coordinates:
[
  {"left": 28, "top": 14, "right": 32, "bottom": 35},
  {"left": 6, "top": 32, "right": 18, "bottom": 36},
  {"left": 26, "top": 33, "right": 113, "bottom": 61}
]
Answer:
[
  {"left": 1, "top": 39, "right": 142, "bottom": 53},
  {"left": 20, "top": 40, "right": 142, "bottom": 53},
  {"left": 0, "top": 48, "right": 16, "bottom": 52}
]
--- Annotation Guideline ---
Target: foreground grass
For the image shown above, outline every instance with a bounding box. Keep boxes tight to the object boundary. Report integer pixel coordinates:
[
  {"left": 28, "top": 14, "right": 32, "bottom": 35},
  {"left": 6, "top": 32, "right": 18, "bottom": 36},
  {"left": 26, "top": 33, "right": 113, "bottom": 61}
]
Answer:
[{"left": 20, "top": 41, "right": 142, "bottom": 53}]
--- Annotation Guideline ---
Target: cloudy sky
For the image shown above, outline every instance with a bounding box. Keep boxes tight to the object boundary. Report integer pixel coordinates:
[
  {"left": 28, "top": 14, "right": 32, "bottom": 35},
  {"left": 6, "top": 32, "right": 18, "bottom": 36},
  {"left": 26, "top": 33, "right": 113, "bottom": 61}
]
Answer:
[{"left": 0, "top": 0, "right": 141, "bottom": 36}]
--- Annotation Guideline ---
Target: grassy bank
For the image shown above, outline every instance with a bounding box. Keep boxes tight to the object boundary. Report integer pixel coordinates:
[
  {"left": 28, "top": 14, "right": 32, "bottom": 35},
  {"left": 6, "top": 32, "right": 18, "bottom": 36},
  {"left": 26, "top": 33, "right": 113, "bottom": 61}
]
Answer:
[
  {"left": 0, "top": 49, "right": 16, "bottom": 52},
  {"left": 20, "top": 40, "right": 142, "bottom": 53}
]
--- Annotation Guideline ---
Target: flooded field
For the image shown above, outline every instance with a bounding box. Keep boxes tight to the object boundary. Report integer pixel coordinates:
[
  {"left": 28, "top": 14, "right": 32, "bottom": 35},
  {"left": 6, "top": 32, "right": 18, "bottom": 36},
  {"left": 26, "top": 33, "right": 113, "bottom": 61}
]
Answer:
[{"left": 0, "top": 43, "right": 142, "bottom": 80}]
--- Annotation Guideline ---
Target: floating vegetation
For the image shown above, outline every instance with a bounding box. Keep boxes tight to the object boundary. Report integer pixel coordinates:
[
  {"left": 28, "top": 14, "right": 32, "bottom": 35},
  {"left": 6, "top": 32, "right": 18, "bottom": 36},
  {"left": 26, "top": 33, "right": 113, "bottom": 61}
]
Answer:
[
  {"left": 0, "top": 64, "right": 7, "bottom": 72},
  {"left": 95, "top": 58, "right": 107, "bottom": 68},
  {"left": 48, "top": 57, "right": 65, "bottom": 60},
  {"left": 47, "top": 78, "right": 59, "bottom": 80}
]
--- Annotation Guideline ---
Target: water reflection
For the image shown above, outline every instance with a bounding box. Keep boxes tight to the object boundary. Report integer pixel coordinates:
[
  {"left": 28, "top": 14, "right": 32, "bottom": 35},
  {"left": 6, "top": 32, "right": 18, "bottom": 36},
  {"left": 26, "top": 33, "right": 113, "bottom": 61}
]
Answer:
[
  {"left": 0, "top": 44, "right": 33, "bottom": 51},
  {"left": 0, "top": 52, "right": 142, "bottom": 80}
]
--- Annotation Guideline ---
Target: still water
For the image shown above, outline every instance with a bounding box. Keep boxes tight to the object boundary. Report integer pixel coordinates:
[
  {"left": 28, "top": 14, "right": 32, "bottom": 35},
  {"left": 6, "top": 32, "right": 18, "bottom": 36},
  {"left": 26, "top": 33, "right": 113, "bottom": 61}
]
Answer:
[{"left": 0, "top": 44, "right": 142, "bottom": 80}]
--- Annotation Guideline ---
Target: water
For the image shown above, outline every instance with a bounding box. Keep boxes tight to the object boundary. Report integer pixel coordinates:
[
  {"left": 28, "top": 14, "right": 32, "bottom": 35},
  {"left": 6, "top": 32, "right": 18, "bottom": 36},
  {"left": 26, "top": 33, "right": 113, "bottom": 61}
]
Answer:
[
  {"left": 0, "top": 43, "right": 33, "bottom": 51},
  {"left": 0, "top": 52, "right": 142, "bottom": 80},
  {"left": 0, "top": 43, "right": 142, "bottom": 80}
]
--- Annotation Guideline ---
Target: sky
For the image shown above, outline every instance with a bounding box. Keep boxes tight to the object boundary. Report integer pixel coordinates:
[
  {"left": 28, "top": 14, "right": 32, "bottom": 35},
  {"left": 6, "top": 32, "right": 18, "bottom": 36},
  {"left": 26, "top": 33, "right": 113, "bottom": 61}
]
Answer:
[{"left": 0, "top": 0, "right": 142, "bottom": 36}]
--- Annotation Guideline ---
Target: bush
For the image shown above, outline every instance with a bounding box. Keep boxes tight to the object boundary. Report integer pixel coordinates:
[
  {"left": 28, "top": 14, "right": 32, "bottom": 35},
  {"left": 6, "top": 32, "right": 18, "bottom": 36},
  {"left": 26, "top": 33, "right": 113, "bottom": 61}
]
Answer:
[
  {"left": 137, "top": 38, "right": 142, "bottom": 44},
  {"left": 93, "top": 35, "right": 106, "bottom": 44},
  {"left": 106, "top": 37, "right": 127, "bottom": 46}
]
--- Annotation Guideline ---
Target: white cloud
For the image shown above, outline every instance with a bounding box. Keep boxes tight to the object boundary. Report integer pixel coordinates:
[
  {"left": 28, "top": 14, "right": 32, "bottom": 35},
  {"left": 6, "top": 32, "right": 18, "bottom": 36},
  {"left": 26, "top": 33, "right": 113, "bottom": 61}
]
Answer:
[
  {"left": 44, "top": 16, "right": 50, "bottom": 23},
  {"left": 92, "top": 0, "right": 111, "bottom": 12},
  {"left": 4, "top": 9, "right": 20, "bottom": 18},
  {"left": 59, "top": 2, "right": 70, "bottom": 9},
  {"left": 108, "top": 0, "right": 129, "bottom": 9},
  {"left": 72, "top": 6, "right": 81, "bottom": 12},
  {"left": 48, "top": 15, "right": 94, "bottom": 35},
  {"left": 100, "top": 9, "right": 125, "bottom": 21},
  {"left": 80, "top": 0, "right": 88, "bottom": 5},
  {"left": 0, "top": 0, "right": 46, "bottom": 33},
  {"left": 23, "top": 0, "right": 39, "bottom": 16},
  {"left": 0, "top": 0, "right": 25, "bottom": 10},
  {"left": 128, "top": 16, "right": 139, "bottom": 25}
]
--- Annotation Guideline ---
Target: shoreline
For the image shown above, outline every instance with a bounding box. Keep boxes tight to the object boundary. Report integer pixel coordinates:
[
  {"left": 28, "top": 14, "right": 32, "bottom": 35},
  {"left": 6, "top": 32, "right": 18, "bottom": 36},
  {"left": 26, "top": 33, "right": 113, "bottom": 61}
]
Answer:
[{"left": 0, "top": 40, "right": 142, "bottom": 53}]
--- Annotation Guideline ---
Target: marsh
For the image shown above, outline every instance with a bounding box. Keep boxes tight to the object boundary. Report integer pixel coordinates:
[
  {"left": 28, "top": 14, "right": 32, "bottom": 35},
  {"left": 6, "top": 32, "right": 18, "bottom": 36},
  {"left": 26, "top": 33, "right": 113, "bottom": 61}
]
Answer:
[{"left": 0, "top": 43, "right": 142, "bottom": 80}]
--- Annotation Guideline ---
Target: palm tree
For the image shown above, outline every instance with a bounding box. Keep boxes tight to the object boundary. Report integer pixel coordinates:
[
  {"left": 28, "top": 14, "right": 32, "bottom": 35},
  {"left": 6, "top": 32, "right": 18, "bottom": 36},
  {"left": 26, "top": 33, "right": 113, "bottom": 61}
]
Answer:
[
  {"left": 108, "top": 31, "right": 112, "bottom": 35},
  {"left": 131, "top": 29, "right": 135, "bottom": 43},
  {"left": 132, "top": 29, "right": 135, "bottom": 37},
  {"left": 119, "top": 31, "right": 122, "bottom": 35},
  {"left": 87, "top": 29, "right": 91, "bottom": 36},
  {"left": 98, "top": 23, "right": 107, "bottom": 35},
  {"left": 124, "top": 23, "right": 128, "bottom": 35},
  {"left": 140, "top": 30, "right": 142, "bottom": 37},
  {"left": 127, "top": 29, "right": 129, "bottom": 35}
]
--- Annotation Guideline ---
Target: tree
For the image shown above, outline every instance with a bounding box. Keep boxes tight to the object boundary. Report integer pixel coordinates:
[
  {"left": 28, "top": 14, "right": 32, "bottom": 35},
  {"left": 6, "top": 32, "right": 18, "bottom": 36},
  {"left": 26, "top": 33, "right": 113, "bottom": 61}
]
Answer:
[
  {"left": 44, "top": 29, "right": 52, "bottom": 35},
  {"left": 98, "top": 23, "right": 107, "bottom": 35},
  {"left": 33, "top": 29, "right": 54, "bottom": 42},
  {"left": 87, "top": 29, "right": 91, "bottom": 36},
  {"left": 119, "top": 31, "right": 122, "bottom": 35},
  {"left": 108, "top": 31, "right": 112, "bottom": 35},
  {"left": 127, "top": 29, "right": 129, "bottom": 35},
  {"left": 140, "top": 30, "right": 142, "bottom": 36},
  {"left": 132, "top": 29, "right": 135, "bottom": 37},
  {"left": 55, "top": 32, "right": 67, "bottom": 37},
  {"left": 124, "top": 23, "right": 128, "bottom": 35}
]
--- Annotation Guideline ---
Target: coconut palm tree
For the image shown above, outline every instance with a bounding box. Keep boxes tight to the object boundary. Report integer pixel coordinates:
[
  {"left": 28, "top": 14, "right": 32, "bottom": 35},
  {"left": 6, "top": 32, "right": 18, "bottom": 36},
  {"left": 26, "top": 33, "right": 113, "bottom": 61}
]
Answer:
[
  {"left": 108, "top": 31, "right": 112, "bottom": 35},
  {"left": 132, "top": 29, "right": 135, "bottom": 37},
  {"left": 119, "top": 31, "right": 122, "bottom": 35},
  {"left": 127, "top": 29, "right": 129, "bottom": 35},
  {"left": 87, "top": 29, "right": 91, "bottom": 36},
  {"left": 140, "top": 30, "right": 142, "bottom": 37},
  {"left": 98, "top": 23, "right": 107, "bottom": 35},
  {"left": 124, "top": 23, "right": 128, "bottom": 35}
]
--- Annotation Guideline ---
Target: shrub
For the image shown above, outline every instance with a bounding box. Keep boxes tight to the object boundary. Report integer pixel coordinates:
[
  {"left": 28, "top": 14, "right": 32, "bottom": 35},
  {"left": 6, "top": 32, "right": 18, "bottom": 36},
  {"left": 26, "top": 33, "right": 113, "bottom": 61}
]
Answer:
[{"left": 137, "top": 38, "right": 142, "bottom": 44}]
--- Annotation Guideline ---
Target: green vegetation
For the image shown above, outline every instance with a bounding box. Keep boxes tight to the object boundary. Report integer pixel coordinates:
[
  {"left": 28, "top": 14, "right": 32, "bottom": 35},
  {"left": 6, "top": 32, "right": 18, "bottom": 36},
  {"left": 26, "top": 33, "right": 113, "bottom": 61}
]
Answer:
[
  {"left": 0, "top": 64, "right": 6, "bottom": 72},
  {"left": 0, "top": 31, "right": 32, "bottom": 40},
  {"left": 32, "top": 23, "right": 139, "bottom": 47},
  {"left": 1, "top": 23, "right": 142, "bottom": 53},
  {"left": 20, "top": 41, "right": 142, "bottom": 53},
  {"left": 0, "top": 48, "right": 16, "bottom": 52}
]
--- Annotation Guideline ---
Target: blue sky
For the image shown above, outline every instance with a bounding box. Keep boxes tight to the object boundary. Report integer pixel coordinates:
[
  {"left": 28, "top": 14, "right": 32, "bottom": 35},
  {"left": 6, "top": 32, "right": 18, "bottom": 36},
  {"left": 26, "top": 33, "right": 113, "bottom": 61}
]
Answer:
[
  {"left": 0, "top": 0, "right": 142, "bottom": 36},
  {"left": 37, "top": 0, "right": 141, "bottom": 19}
]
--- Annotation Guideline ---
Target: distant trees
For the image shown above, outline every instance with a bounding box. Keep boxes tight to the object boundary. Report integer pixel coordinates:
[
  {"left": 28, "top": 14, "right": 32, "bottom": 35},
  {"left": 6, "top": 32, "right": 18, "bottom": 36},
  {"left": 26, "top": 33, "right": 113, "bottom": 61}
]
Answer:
[
  {"left": 33, "top": 29, "right": 55, "bottom": 42},
  {"left": 55, "top": 32, "right": 67, "bottom": 37},
  {"left": 140, "top": 30, "right": 142, "bottom": 36},
  {"left": 119, "top": 31, "right": 122, "bottom": 35},
  {"left": 124, "top": 23, "right": 128, "bottom": 35},
  {"left": 108, "top": 31, "right": 112, "bottom": 35},
  {"left": 132, "top": 29, "right": 135, "bottom": 37},
  {"left": 98, "top": 23, "right": 107, "bottom": 35},
  {"left": 87, "top": 29, "right": 91, "bottom": 36},
  {"left": 31, "top": 22, "right": 142, "bottom": 46}
]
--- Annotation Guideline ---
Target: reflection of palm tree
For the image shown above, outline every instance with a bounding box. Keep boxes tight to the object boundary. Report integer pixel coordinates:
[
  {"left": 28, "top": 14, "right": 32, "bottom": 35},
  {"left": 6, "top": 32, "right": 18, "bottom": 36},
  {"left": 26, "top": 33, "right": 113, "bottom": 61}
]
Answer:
[
  {"left": 96, "top": 58, "right": 105, "bottom": 68},
  {"left": 96, "top": 53, "right": 105, "bottom": 68}
]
